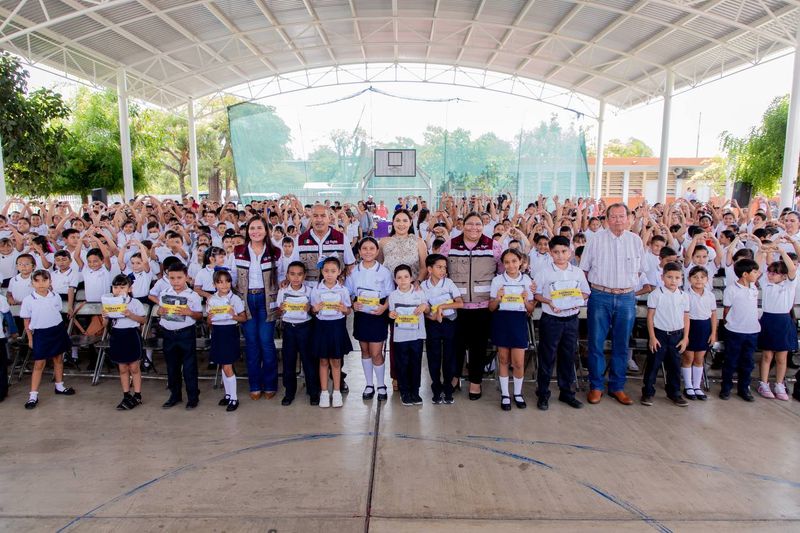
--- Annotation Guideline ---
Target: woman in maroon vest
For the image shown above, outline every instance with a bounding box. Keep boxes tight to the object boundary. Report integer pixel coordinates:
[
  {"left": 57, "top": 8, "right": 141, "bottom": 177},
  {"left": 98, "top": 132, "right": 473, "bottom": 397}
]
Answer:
[{"left": 440, "top": 212, "right": 503, "bottom": 400}]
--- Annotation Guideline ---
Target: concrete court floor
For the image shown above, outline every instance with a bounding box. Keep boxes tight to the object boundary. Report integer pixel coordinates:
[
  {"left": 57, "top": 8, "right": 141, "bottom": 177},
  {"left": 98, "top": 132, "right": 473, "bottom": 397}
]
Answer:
[{"left": 1, "top": 353, "right": 799, "bottom": 533}]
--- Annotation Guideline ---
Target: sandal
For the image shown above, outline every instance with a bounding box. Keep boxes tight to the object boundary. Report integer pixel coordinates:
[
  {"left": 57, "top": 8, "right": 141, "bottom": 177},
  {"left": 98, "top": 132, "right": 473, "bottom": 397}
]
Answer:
[
  {"left": 376, "top": 386, "right": 388, "bottom": 401},
  {"left": 500, "top": 395, "right": 511, "bottom": 411},
  {"left": 362, "top": 385, "right": 375, "bottom": 400}
]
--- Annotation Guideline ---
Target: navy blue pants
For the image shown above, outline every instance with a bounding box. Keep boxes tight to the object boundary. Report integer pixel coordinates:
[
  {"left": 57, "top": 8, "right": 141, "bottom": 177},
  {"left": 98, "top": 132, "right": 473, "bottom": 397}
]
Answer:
[
  {"left": 162, "top": 326, "right": 199, "bottom": 403},
  {"left": 642, "top": 328, "right": 682, "bottom": 399},
  {"left": 281, "top": 320, "right": 320, "bottom": 399},
  {"left": 394, "top": 339, "right": 423, "bottom": 396},
  {"left": 722, "top": 330, "right": 757, "bottom": 395},
  {"left": 425, "top": 319, "right": 456, "bottom": 397},
  {"left": 536, "top": 313, "right": 579, "bottom": 399}
]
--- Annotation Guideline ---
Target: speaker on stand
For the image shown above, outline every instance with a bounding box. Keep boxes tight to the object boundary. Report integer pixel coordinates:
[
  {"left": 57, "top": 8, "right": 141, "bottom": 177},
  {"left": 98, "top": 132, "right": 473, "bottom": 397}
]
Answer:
[{"left": 91, "top": 188, "right": 108, "bottom": 204}]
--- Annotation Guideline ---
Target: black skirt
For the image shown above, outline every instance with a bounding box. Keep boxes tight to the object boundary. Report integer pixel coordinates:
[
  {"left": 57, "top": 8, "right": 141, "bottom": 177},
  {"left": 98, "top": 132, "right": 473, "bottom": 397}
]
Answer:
[
  {"left": 758, "top": 312, "right": 797, "bottom": 352},
  {"left": 210, "top": 323, "right": 241, "bottom": 365},
  {"left": 313, "top": 318, "right": 352, "bottom": 359},
  {"left": 687, "top": 319, "right": 712, "bottom": 352},
  {"left": 110, "top": 327, "right": 142, "bottom": 364},
  {"left": 32, "top": 323, "right": 71, "bottom": 361},
  {"left": 491, "top": 310, "right": 529, "bottom": 349},
  {"left": 353, "top": 311, "right": 388, "bottom": 343}
]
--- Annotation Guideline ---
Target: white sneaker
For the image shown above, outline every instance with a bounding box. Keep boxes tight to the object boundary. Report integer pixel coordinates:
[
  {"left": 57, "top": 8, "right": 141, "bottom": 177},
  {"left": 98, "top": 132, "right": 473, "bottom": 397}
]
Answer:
[
  {"left": 757, "top": 382, "right": 775, "bottom": 399},
  {"left": 774, "top": 382, "right": 789, "bottom": 401},
  {"left": 627, "top": 359, "right": 640, "bottom": 372},
  {"left": 319, "top": 391, "right": 331, "bottom": 408},
  {"left": 332, "top": 391, "right": 343, "bottom": 408}
]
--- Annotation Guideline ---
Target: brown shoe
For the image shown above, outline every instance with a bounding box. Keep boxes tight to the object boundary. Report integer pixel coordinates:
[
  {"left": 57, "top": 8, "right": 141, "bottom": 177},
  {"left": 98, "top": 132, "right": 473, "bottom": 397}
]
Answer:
[
  {"left": 249, "top": 392, "right": 262, "bottom": 401},
  {"left": 263, "top": 391, "right": 277, "bottom": 400},
  {"left": 609, "top": 391, "right": 634, "bottom": 405},
  {"left": 392, "top": 379, "right": 399, "bottom": 392},
  {"left": 587, "top": 389, "right": 603, "bottom": 404}
]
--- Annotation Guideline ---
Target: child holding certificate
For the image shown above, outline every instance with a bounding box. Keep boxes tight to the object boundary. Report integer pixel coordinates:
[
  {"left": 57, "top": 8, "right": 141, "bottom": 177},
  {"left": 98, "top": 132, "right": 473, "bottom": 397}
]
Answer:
[
  {"left": 388, "top": 265, "right": 428, "bottom": 406},
  {"left": 207, "top": 270, "right": 246, "bottom": 411}
]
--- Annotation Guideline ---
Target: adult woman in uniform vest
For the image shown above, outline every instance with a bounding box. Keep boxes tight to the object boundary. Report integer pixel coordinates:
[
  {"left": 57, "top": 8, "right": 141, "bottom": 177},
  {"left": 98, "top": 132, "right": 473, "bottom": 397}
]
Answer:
[
  {"left": 440, "top": 212, "right": 503, "bottom": 400},
  {"left": 234, "top": 217, "right": 281, "bottom": 400}
]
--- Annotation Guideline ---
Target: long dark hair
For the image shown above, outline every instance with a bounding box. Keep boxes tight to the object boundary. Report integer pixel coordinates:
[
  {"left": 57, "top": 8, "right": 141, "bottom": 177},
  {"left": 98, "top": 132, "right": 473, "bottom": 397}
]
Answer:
[
  {"left": 244, "top": 216, "right": 278, "bottom": 285},
  {"left": 389, "top": 209, "right": 415, "bottom": 237}
]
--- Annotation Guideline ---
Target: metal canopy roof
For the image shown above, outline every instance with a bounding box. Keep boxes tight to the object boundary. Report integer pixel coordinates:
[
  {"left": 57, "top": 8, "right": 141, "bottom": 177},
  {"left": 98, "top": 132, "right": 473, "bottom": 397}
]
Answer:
[{"left": 0, "top": 0, "right": 798, "bottom": 111}]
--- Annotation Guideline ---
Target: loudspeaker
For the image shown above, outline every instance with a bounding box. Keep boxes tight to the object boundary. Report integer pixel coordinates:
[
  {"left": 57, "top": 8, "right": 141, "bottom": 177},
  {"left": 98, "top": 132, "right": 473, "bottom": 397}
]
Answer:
[
  {"left": 91, "top": 188, "right": 108, "bottom": 204},
  {"left": 732, "top": 182, "right": 752, "bottom": 207}
]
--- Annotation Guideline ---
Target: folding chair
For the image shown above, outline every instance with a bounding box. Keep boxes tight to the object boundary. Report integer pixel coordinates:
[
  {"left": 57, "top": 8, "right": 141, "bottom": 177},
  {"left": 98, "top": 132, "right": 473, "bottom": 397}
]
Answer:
[
  {"left": 92, "top": 305, "right": 153, "bottom": 385},
  {"left": 67, "top": 302, "right": 106, "bottom": 372},
  {"left": 140, "top": 304, "right": 162, "bottom": 374}
]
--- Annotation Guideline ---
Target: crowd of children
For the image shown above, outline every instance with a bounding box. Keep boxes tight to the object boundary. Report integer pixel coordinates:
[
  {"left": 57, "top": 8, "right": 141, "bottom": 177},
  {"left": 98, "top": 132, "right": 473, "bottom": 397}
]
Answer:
[{"left": 0, "top": 192, "right": 798, "bottom": 412}]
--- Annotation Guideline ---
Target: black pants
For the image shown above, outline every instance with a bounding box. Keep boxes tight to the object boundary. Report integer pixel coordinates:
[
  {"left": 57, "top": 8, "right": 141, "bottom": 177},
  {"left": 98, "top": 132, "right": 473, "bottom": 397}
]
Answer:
[
  {"left": 0, "top": 338, "right": 7, "bottom": 400},
  {"left": 394, "top": 339, "right": 423, "bottom": 395},
  {"left": 426, "top": 318, "right": 456, "bottom": 397},
  {"left": 455, "top": 308, "right": 492, "bottom": 384},
  {"left": 536, "top": 313, "right": 579, "bottom": 399},
  {"left": 282, "top": 321, "right": 320, "bottom": 399},
  {"left": 162, "top": 326, "right": 199, "bottom": 402},
  {"left": 642, "top": 328, "right": 682, "bottom": 398}
]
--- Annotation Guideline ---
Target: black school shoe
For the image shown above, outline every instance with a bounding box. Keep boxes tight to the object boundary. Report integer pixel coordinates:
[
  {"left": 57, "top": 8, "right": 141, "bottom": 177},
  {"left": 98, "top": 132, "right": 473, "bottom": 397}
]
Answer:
[
  {"left": 376, "top": 386, "right": 388, "bottom": 401},
  {"left": 432, "top": 393, "right": 443, "bottom": 405},
  {"left": 281, "top": 396, "right": 294, "bottom": 406},
  {"left": 401, "top": 393, "right": 413, "bottom": 406},
  {"left": 24, "top": 398, "right": 38, "bottom": 409},
  {"left": 185, "top": 399, "right": 199, "bottom": 409},
  {"left": 310, "top": 395, "right": 320, "bottom": 406},
  {"left": 500, "top": 395, "right": 511, "bottom": 411},
  {"left": 514, "top": 395, "right": 527, "bottom": 409},
  {"left": 117, "top": 393, "right": 137, "bottom": 410},
  {"left": 719, "top": 390, "right": 731, "bottom": 400},
  {"left": 219, "top": 395, "right": 231, "bottom": 406},
  {"left": 559, "top": 395, "right": 584, "bottom": 409},
  {"left": 737, "top": 390, "right": 755, "bottom": 402},
  {"left": 412, "top": 393, "right": 423, "bottom": 405},
  {"left": 226, "top": 400, "right": 239, "bottom": 412},
  {"left": 54, "top": 386, "right": 75, "bottom": 396},
  {"left": 162, "top": 397, "right": 182, "bottom": 409}
]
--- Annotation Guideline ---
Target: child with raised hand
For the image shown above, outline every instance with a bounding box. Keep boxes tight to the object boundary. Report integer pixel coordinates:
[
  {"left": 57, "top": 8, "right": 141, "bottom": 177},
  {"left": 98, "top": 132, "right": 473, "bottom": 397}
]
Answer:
[
  {"left": 310, "top": 257, "right": 352, "bottom": 408},
  {"left": 489, "top": 248, "right": 535, "bottom": 411},
  {"left": 207, "top": 270, "right": 246, "bottom": 411},
  {"left": 756, "top": 243, "right": 797, "bottom": 401},
  {"left": 102, "top": 274, "right": 147, "bottom": 410},
  {"left": 345, "top": 237, "right": 393, "bottom": 402},
  {"left": 388, "top": 264, "right": 428, "bottom": 406},
  {"left": 20, "top": 270, "right": 74, "bottom": 409},
  {"left": 641, "top": 262, "right": 690, "bottom": 407},
  {"left": 682, "top": 266, "right": 717, "bottom": 401}
]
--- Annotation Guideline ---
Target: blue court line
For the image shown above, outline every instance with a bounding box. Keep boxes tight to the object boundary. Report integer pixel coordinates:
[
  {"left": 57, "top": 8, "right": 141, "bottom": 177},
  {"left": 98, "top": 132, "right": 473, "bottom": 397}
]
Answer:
[{"left": 464, "top": 435, "right": 800, "bottom": 490}]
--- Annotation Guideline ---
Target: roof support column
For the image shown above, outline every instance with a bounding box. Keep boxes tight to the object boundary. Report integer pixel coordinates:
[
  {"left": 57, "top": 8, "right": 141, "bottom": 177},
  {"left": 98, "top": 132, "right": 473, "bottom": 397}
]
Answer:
[
  {"left": 117, "top": 69, "right": 134, "bottom": 202},
  {"left": 0, "top": 132, "right": 6, "bottom": 204},
  {"left": 594, "top": 99, "right": 605, "bottom": 200},
  {"left": 187, "top": 97, "right": 200, "bottom": 200},
  {"left": 622, "top": 169, "right": 630, "bottom": 204},
  {"left": 780, "top": 24, "right": 800, "bottom": 210},
  {"left": 657, "top": 70, "right": 674, "bottom": 205}
]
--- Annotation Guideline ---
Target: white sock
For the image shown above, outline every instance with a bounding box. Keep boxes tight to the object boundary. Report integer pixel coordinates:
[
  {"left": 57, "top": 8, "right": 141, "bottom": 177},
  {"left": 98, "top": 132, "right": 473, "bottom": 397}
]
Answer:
[
  {"left": 29, "top": 391, "right": 38, "bottom": 400},
  {"left": 692, "top": 366, "right": 704, "bottom": 390},
  {"left": 374, "top": 364, "right": 385, "bottom": 387},
  {"left": 145, "top": 349, "right": 153, "bottom": 362},
  {"left": 55, "top": 382, "right": 66, "bottom": 392},
  {"left": 499, "top": 376, "right": 510, "bottom": 398},
  {"left": 680, "top": 367, "right": 692, "bottom": 390},
  {"left": 71, "top": 347, "right": 78, "bottom": 359},
  {"left": 513, "top": 377, "right": 523, "bottom": 396},
  {"left": 223, "top": 375, "right": 237, "bottom": 401},
  {"left": 361, "top": 358, "right": 374, "bottom": 387},
  {"left": 627, "top": 348, "right": 633, "bottom": 362}
]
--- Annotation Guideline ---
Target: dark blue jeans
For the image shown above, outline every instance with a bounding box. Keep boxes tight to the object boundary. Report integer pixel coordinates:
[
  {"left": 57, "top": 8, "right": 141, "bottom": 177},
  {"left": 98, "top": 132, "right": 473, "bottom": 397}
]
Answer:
[
  {"left": 722, "top": 330, "right": 757, "bottom": 395},
  {"left": 243, "top": 292, "right": 277, "bottom": 393},
  {"left": 394, "top": 339, "right": 423, "bottom": 396},
  {"left": 642, "top": 328, "right": 682, "bottom": 398},
  {"left": 425, "top": 318, "right": 456, "bottom": 397},
  {"left": 162, "top": 326, "right": 199, "bottom": 402},
  {"left": 587, "top": 290, "right": 636, "bottom": 392},
  {"left": 281, "top": 320, "right": 320, "bottom": 398},
  {"left": 536, "top": 313, "right": 579, "bottom": 399}
]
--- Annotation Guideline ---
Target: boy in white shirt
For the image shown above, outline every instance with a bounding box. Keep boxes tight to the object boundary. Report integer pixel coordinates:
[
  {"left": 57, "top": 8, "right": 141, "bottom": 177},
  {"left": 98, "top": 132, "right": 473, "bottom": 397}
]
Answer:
[
  {"left": 7, "top": 254, "right": 35, "bottom": 305},
  {"left": 720, "top": 258, "right": 761, "bottom": 401},
  {"left": 641, "top": 262, "right": 690, "bottom": 407},
  {"left": 388, "top": 264, "right": 428, "bottom": 406},
  {"left": 0, "top": 238, "right": 20, "bottom": 286}
]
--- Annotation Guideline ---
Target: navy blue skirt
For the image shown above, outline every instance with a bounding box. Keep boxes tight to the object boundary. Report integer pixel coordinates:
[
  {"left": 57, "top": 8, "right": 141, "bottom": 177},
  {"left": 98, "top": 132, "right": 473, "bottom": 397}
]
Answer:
[
  {"left": 758, "top": 312, "right": 797, "bottom": 351},
  {"left": 687, "top": 319, "right": 712, "bottom": 352},
  {"left": 491, "top": 310, "right": 529, "bottom": 349},
  {"left": 210, "top": 323, "right": 241, "bottom": 365},
  {"left": 32, "top": 323, "right": 71, "bottom": 361},
  {"left": 110, "top": 327, "right": 142, "bottom": 364},
  {"left": 353, "top": 311, "right": 388, "bottom": 342},
  {"left": 313, "top": 318, "right": 352, "bottom": 359}
]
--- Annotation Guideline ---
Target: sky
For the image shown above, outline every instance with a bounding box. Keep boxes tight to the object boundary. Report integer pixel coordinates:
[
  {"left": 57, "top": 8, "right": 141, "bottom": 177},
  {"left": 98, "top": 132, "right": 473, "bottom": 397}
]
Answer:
[{"left": 25, "top": 52, "right": 796, "bottom": 161}]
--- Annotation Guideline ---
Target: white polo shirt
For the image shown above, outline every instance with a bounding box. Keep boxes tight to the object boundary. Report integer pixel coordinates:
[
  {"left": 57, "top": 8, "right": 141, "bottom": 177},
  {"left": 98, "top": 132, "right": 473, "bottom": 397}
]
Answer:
[
  {"left": 51, "top": 267, "right": 81, "bottom": 295},
  {"left": 421, "top": 277, "right": 461, "bottom": 321},
  {"left": 534, "top": 262, "right": 590, "bottom": 317},
  {"left": 111, "top": 297, "right": 146, "bottom": 329},
  {"left": 206, "top": 291, "right": 245, "bottom": 326},
  {"left": 125, "top": 269, "right": 153, "bottom": 299},
  {"left": 722, "top": 282, "right": 760, "bottom": 334},
  {"left": 148, "top": 277, "right": 171, "bottom": 300},
  {"left": 158, "top": 286, "right": 202, "bottom": 330},
  {"left": 388, "top": 286, "right": 427, "bottom": 342},
  {"left": 82, "top": 266, "right": 111, "bottom": 303},
  {"left": 683, "top": 263, "right": 714, "bottom": 292},
  {"left": 8, "top": 274, "right": 33, "bottom": 303},
  {"left": 647, "top": 286, "right": 689, "bottom": 332},
  {"left": 0, "top": 296, "right": 9, "bottom": 338},
  {"left": 276, "top": 285, "right": 313, "bottom": 324},
  {"left": 310, "top": 282, "right": 350, "bottom": 321},
  {"left": 527, "top": 250, "right": 552, "bottom": 276},
  {"left": 194, "top": 265, "right": 216, "bottom": 292},
  {"left": 345, "top": 261, "right": 394, "bottom": 302},
  {"left": 762, "top": 276, "right": 797, "bottom": 315},
  {"left": 0, "top": 250, "right": 20, "bottom": 280},
  {"left": 20, "top": 290, "right": 63, "bottom": 330},
  {"left": 687, "top": 287, "right": 717, "bottom": 320}
]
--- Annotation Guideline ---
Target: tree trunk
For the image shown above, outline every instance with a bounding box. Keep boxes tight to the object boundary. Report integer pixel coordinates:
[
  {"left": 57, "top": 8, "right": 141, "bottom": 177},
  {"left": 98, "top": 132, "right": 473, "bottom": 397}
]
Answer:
[
  {"left": 208, "top": 166, "right": 221, "bottom": 202},
  {"left": 177, "top": 172, "right": 186, "bottom": 198}
]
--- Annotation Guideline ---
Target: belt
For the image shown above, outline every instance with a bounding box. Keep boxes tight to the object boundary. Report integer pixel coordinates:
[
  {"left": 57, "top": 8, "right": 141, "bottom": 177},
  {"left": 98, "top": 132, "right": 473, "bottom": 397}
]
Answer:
[
  {"left": 590, "top": 284, "right": 633, "bottom": 295},
  {"left": 656, "top": 328, "right": 684, "bottom": 336},
  {"left": 248, "top": 288, "right": 265, "bottom": 294}
]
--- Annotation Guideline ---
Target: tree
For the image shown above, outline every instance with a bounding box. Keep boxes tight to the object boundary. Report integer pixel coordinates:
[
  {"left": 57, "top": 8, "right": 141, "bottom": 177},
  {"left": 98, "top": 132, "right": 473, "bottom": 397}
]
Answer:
[
  {"left": 587, "top": 136, "right": 654, "bottom": 158},
  {"left": 687, "top": 155, "right": 728, "bottom": 197},
  {"left": 722, "top": 95, "right": 793, "bottom": 195},
  {"left": 0, "top": 52, "right": 70, "bottom": 197}
]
